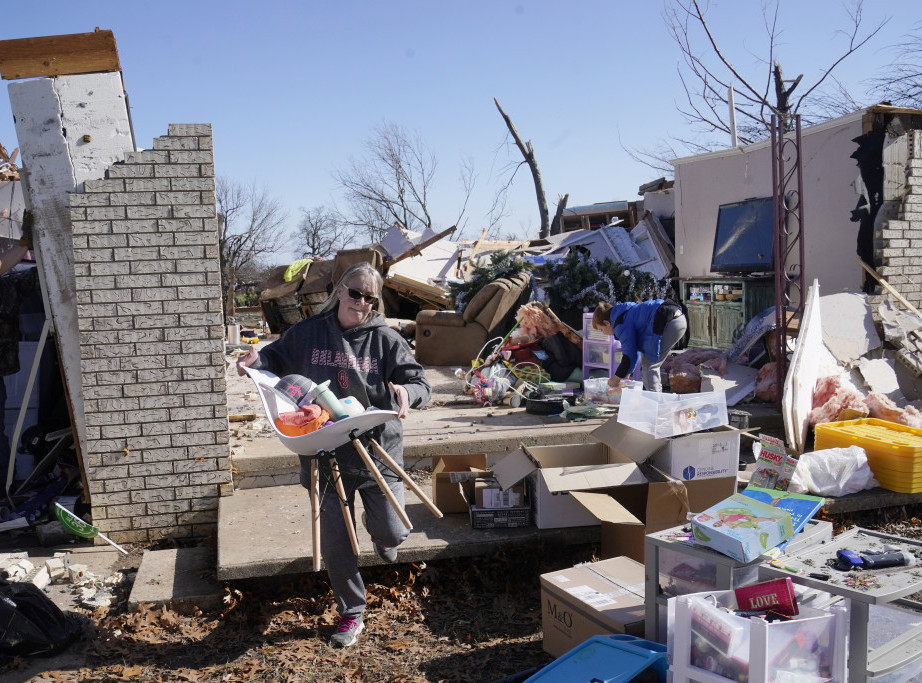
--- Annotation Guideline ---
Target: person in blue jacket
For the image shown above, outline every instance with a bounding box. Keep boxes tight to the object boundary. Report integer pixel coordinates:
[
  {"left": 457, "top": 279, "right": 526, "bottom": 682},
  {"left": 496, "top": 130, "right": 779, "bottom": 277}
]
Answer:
[{"left": 591, "top": 299, "right": 687, "bottom": 392}]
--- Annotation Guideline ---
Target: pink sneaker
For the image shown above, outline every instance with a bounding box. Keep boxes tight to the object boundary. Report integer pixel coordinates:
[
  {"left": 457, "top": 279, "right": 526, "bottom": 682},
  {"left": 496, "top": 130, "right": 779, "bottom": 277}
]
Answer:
[{"left": 330, "top": 616, "right": 364, "bottom": 648}]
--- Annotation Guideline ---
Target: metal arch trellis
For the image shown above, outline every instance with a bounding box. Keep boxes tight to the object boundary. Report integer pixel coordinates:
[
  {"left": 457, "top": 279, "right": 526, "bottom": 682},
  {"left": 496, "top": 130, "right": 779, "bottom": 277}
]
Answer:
[{"left": 771, "top": 114, "right": 806, "bottom": 410}]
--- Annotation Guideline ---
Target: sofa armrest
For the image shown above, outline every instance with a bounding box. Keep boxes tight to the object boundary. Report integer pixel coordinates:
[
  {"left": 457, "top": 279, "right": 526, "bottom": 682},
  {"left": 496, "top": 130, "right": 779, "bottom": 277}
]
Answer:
[{"left": 416, "top": 309, "right": 466, "bottom": 328}]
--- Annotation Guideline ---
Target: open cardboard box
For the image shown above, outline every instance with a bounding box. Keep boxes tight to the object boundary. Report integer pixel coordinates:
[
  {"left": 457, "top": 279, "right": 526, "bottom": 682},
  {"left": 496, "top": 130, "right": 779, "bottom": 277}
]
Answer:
[
  {"left": 431, "top": 453, "right": 488, "bottom": 514},
  {"left": 651, "top": 425, "right": 743, "bottom": 481},
  {"left": 492, "top": 418, "right": 737, "bottom": 562}
]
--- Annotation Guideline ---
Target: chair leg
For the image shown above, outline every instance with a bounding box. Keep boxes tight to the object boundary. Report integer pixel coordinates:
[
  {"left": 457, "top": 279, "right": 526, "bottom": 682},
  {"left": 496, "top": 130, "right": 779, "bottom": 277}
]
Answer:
[
  {"left": 350, "top": 437, "right": 413, "bottom": 530},
  {"left": 310, "top": 458, "right": 321, "bottom": 572},
  {"left": 330, "top": 456, "right": 360, "bottom": 557},
  {"left": 369, "top": 439, "right": 443, "bottom": 519}
]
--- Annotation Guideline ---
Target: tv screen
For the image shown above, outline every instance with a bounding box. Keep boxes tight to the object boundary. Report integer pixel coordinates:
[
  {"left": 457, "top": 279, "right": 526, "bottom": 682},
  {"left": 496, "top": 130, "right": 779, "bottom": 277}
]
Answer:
[{"left": 710, "top": 197, "right": 775, "bottom": 274}]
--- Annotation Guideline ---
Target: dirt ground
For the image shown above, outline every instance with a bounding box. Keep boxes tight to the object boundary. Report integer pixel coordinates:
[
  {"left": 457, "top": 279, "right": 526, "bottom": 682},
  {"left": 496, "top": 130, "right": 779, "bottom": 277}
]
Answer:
[{"left": 4, "top": 341, "right": 922, "bottom": 682}]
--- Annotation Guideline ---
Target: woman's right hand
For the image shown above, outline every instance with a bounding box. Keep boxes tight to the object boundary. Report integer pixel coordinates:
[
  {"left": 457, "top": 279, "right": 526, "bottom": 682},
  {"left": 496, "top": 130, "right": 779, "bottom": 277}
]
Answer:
[
  {"left": 607, "top": 375, "right": 623, "bottom": 389},
  {"left": 236, "top": 346, "right": 258, "bottom": 376}
]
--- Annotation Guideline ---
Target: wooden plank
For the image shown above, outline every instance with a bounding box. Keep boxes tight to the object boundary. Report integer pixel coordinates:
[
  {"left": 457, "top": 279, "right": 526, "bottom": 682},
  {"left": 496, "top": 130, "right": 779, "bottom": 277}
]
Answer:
[
  {"left": 387, "top": 225, "right": 456, "bottom": 268},
  {"left": 0, "top": 30, "right": 120, "bottom": 80},
  {"left": 463, "top": 227, "right": 489, "bottom": 277},
  {"left": 858, "top": 256, "right": 922, "bottom": 320}
]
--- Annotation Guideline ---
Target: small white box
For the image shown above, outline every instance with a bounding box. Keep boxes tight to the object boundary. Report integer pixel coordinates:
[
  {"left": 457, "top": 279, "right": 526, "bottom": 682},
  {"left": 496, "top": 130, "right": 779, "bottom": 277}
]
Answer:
[{"left": 652, "top": 427, "right": 741, "bottom": 480}]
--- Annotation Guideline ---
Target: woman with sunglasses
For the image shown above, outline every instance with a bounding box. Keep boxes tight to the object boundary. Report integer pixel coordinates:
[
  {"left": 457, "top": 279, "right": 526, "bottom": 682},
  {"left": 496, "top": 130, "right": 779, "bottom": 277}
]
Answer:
[{"left": 237, "top": 261, "right": 431, "bottom": 648}]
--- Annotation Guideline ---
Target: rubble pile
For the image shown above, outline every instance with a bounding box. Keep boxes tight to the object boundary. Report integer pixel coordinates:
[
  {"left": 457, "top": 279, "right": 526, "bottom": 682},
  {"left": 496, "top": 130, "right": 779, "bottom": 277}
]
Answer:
[{"left": 0, "top": 551, "right": 126, "bottom": 610}]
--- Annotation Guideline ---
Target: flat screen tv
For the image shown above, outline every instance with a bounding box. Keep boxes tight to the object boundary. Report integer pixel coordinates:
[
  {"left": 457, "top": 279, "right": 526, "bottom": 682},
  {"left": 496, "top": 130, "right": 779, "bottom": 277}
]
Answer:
[{"left": 710, "top": 197, "right": 775, "bottom": 275}]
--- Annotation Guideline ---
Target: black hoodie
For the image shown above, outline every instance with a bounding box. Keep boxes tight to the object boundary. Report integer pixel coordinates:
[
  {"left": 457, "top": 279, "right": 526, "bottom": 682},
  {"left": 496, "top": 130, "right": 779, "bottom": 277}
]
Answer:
[{"left": 252, "top": 309, "right": 431, "bottom": 485}]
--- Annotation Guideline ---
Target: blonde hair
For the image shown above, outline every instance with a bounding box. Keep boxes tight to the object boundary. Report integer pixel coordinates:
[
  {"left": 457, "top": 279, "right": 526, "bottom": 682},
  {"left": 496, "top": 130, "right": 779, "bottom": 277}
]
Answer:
[
  {"left": 318, "top": 262, "right": 384, "bottom": 314},
  {"left": 592, "top": 301, "right": 613, "bottom": 330}
]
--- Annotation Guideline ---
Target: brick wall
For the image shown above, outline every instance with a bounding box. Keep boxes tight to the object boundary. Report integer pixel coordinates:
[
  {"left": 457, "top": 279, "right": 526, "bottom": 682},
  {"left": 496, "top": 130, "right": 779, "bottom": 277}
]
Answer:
[
  {"left": 877, "top": 129, "right": 922, "bottom": 311},
  {"left": 69, "top": 124, "right": 232, "bottom": 543}
]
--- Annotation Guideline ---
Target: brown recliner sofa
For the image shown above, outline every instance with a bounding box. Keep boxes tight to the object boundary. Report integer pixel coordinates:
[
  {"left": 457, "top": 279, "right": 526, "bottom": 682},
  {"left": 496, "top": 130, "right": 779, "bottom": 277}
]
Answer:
[{"left": 414, "top": 272, "right": 532, "bottom": 366}]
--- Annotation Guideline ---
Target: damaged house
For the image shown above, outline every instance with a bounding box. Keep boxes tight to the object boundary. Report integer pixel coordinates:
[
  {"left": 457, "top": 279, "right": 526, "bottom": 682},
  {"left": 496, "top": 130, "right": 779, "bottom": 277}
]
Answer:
[{"left": 668, "top": 104, "right": 922, "bottom": 437}]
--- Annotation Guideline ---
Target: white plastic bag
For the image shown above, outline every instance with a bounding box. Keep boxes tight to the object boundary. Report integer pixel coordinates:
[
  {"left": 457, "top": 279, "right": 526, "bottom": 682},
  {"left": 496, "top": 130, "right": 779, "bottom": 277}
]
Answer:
[{"left": 789, "top": 445, "right": 879, "bottom": 497}]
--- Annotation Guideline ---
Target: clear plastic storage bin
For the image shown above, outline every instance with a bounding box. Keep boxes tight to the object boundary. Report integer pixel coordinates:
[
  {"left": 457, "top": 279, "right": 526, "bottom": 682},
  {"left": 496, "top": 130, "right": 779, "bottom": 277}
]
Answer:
[
  {"left": 668, "top": 589, "right": 847, "bottom": 682},
  {"left": 582, "top": 377, "right": 643, "bottom": 404},
  {"left": 618, "top": 388, "right": 728, "bottom": 438}
]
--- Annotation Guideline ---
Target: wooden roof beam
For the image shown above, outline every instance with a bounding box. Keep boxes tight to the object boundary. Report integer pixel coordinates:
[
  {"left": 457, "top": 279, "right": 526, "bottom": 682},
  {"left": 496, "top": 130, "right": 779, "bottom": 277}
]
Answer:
[{"left": 0, "top": 29, "right": 120, "bottom": 80}]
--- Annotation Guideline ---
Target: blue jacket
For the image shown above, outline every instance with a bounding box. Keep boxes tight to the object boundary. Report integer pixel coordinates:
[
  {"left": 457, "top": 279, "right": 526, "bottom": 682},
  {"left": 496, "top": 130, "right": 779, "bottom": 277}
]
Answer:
[{"left": 609, "top": 299, "right": 665, "bottom": 377}]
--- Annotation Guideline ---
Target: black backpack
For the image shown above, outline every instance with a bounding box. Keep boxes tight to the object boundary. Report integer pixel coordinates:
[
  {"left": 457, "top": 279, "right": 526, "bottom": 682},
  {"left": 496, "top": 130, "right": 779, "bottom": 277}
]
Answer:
[
  {"left": 540, "top": 332, "right": 583, "bottom": 382},
  {"left": 0, "top": 580, "right": 83, "bottom": 659}
]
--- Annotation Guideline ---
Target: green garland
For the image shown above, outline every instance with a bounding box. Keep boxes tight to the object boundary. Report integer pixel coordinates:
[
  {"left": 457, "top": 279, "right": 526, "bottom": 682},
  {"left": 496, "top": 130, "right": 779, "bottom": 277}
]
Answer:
[
  {"left": 448, "top": 251, "right": 533, "bottom": 311},
  {"left": 544, "top": 251, "right": 669, "bottom": 312}
]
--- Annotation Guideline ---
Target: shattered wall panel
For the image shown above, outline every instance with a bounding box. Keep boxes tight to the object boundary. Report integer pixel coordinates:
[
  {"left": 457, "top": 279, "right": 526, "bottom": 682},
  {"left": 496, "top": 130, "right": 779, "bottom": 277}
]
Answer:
[
  {"left": 9, "top": 72, "right": 136, "bottom": 485},
  {"left": 69, "top": 124, "right": 231, "bottom": 544}
]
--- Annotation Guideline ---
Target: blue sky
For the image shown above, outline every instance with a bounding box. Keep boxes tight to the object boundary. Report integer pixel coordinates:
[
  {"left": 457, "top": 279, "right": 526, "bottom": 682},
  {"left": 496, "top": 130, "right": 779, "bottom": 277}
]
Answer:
[{"left": 1, "top": 1, "right": 917, "bottom": 263}]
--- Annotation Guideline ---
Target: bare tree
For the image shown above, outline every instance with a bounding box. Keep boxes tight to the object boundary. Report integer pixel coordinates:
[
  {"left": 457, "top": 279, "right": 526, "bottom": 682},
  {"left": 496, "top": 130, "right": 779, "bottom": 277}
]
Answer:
[
  {"left": 335, "top": 122, "right": 473, "bottom": 244},
  {"left": 871, "top": 22, "right": 922, "bottom": 108},
  {"left": 295, "top": 206, "right": 350, "bottom": 260},
  {"left": 216, "top": 176, "right": 288, "bottom": 321},
  {"left": 494, "top": 98, "right": 551, "bottom": 239},
  {"left": 664, "top": 0, "right": 886, "bottom": 146}
]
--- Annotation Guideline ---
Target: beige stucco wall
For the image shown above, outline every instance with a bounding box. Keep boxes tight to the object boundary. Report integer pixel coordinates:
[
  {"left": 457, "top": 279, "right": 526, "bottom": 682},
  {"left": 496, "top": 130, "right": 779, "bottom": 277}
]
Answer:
[{"left": 672, "top": 111, "right": 866, "bottom": 295}]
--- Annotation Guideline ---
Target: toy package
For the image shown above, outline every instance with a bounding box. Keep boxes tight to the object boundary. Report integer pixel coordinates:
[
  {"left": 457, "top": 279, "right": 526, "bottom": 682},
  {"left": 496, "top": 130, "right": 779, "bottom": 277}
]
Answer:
[{"left": 691, "top": 493, "right": 794, "bottom": 562}]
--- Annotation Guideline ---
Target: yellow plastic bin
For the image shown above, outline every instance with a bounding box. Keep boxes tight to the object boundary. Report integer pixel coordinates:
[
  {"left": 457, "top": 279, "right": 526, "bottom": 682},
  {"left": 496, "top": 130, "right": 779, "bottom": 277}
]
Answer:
[{"left": 814, "top": 418, "right": 922, "bottom": 493}]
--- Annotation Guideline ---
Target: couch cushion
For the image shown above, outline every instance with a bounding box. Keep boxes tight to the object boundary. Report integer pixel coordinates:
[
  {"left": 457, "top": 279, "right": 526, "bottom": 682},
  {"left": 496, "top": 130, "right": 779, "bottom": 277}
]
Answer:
[{"left": 461, "top": 279, "right": 510, "bottom": 324}]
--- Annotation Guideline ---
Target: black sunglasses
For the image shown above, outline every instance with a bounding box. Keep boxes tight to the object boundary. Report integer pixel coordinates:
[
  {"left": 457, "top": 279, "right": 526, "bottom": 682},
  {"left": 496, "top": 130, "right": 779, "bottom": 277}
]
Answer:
[{"left": 345, "top": 287, "right": 378, "bottom": 306}]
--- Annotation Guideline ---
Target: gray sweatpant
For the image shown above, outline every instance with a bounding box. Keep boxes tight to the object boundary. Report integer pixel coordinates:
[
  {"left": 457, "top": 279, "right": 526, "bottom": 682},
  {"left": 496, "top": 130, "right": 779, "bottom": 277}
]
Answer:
[
  {"left": 641, "top": 314, "right": 688, "bottom": 392},
  {"left": 318, "top": 474, "right": 410, "bottom": 620}
]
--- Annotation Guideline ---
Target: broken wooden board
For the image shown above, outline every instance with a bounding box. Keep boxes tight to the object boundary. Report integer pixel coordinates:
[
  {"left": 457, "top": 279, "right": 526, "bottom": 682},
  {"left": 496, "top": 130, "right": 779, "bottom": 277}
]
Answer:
[
  {"left": 783, "top": 279, "right": 822, "bottom": 454},
  {"left": 0, "top": 30, "right": 120, "bottom": 80},
  {"left": 385, "top": 273, "right": 449, "bottom": 308}
]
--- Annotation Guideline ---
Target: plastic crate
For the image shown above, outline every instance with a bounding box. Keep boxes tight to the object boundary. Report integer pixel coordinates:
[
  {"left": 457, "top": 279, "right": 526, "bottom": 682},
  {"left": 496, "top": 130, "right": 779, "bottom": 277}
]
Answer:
[
  {"left": 814, "top": 418, "right": 922, "bottom": 493},
  {"left": 525, "top": 634, "right": 667, "bottom": 682},
  {"left": 668, "top": 589, "right": 847, "bottom": 682}
]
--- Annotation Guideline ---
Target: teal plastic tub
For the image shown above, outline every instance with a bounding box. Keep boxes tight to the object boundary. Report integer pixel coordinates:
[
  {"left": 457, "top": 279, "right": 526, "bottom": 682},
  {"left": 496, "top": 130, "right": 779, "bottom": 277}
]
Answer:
[{"left": 525, "top": 634, "right": 667, "bottom": 682}]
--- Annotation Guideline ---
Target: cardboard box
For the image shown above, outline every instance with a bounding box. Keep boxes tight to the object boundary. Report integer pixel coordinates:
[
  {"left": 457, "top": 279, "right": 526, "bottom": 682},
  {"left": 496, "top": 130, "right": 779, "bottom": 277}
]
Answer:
[
  {"left": 539, "top": 556, "right": 646, "bottom": 658},
  {"left": 474, "top": 480, "right": 525, "bottom": 508},
  {"left": 691, "top": 493, "right": 795, "bottom": 562},
  {"left": 469, "top": 505, "right": 531, "bottom": 529},
  {"left": 652, "top": 426, "right": 742, "bottom": 480},
  {"left": 492, "top": 418, "right": 736, "bottom": 562},
  {"left": 492, "top": 419, "right": 659, "bottom": 529},
  {"left": 431, "top": 453, "right": 487, "bottom": 514},
  {"left": 457, "top": 478, "right": 530, "bottom": 528}
]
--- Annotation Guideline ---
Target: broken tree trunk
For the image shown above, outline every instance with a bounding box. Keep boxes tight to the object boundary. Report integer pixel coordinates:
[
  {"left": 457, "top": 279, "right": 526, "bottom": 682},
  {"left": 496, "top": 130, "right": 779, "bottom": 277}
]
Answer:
[
  {"left": 494, "top": 98, "right": 550, "bottom": 239},
  {"left": 550, "top": 193, "right": 569, "bottom": 236}
]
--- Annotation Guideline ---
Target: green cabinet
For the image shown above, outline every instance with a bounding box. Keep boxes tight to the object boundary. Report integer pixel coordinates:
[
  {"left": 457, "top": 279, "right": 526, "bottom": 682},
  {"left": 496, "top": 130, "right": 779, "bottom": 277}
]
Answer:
[{"left": 681, "top": 277, "right": 774, "bottom": 349}]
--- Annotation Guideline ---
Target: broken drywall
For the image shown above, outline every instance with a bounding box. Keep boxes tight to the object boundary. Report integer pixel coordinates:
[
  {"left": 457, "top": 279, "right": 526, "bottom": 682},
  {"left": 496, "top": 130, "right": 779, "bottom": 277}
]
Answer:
[
  {"left": 820, "top": 292, "right": 881, "bottom": 364},
  {"left": 858, "top": 357, "right": 905, "bottom": 402},
  {"left": 700, "top": 363, "right": 757, "bottom": 406}
]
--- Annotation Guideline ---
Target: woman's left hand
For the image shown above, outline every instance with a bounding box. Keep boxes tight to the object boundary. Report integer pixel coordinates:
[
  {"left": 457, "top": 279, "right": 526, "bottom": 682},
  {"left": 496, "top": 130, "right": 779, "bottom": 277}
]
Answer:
[{"left": 389, "top": 382, "right": 410, "bottom": 418}]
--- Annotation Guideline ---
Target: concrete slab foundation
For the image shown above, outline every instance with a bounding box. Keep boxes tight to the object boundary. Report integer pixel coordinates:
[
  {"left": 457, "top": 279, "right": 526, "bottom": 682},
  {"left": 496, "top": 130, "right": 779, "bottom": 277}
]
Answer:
[
  {"left": 216, "top": 484, "right": 600, "bottom": 581},
  {"left": 128, "top": 546, "right": 222, "bottom": 610}
]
